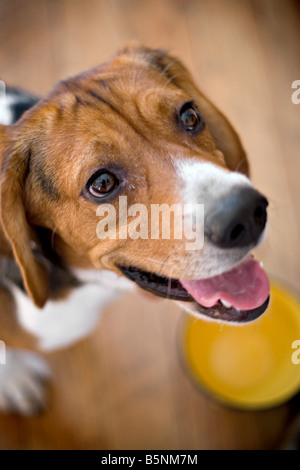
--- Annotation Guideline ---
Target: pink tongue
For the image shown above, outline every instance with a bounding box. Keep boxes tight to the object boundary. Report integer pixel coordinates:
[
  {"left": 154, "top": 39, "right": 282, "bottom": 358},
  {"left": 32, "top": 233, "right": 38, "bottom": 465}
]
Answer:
[{"left": 180, "top": 257, "right": 270, "bottom": 310}]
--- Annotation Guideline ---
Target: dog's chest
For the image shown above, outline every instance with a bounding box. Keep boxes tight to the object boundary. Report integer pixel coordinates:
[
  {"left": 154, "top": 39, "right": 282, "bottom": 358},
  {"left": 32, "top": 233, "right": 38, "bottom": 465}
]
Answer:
[{"left": 13, "top": 270, "right": 134, "bottom": 351}]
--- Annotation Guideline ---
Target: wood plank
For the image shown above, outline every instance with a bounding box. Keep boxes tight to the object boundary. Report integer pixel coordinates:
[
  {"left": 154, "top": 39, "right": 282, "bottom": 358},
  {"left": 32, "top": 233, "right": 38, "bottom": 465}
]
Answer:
[{"left": 0, "top": 0, "right": 54, "bottom": 94}]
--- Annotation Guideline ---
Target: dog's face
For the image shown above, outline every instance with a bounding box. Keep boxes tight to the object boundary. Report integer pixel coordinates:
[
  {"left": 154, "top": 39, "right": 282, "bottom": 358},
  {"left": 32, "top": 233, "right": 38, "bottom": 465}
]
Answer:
[{"left": 0, "top": 46, "right": 269, "bottom": 322}]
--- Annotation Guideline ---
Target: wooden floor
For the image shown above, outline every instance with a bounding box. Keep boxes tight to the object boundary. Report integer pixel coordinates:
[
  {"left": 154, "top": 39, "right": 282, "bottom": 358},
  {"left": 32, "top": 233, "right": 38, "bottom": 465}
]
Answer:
[{"left": 0, "top": 0, "right": 300, "bottom": 449}]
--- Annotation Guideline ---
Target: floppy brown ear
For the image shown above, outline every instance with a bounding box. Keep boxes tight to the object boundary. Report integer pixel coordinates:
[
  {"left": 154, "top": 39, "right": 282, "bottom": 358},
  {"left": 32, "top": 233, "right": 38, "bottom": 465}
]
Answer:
[
  {"left": 0, "top": 126, "right": 49, "bottom": 308},
  {"left": 135, "top": 47, "right": 249, "bottom": 176}
]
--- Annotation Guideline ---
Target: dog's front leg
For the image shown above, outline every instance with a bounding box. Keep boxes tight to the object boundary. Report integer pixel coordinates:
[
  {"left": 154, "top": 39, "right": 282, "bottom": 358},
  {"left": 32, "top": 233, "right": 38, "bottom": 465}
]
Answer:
[
  {"left": 0, "top": 347, "right": 50, "bottom": 415},
  {"left": 0, "top": 285, "right": 50, "bottom": 415},
  {"left": 0, "top": 280, "right": 119, "bottom": 415}
]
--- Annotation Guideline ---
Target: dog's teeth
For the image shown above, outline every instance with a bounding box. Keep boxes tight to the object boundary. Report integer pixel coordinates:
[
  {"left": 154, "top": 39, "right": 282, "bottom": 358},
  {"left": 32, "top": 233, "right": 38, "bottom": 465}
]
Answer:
[
  {"left": 220, "top": 299, "right": 232, "bottom": 308},
  {"left": 259, "top": 261, "right": 264, "bottom": 268}
]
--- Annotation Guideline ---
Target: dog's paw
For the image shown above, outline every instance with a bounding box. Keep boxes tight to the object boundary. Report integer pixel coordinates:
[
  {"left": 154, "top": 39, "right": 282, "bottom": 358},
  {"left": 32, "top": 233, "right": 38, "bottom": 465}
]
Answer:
[{"left": 0, "top": 348, "right": 51, "bottom": 415}]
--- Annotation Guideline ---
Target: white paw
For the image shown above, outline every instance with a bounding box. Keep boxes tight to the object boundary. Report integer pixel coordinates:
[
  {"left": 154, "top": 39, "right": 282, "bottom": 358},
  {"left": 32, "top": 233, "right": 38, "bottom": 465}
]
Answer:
[{"left": 0, "top": 348, "right": 51, "bottom": 415}]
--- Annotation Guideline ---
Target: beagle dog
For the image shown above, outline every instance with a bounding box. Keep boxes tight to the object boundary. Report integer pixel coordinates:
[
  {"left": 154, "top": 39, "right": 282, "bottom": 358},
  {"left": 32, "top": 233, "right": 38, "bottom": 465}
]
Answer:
[{"left": 0, "top": 45, "right": 269, "bottom": 415}]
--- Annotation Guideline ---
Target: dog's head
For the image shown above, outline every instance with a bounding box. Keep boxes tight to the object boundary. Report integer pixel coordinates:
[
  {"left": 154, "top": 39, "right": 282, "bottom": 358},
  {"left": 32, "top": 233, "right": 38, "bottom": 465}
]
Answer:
[{"left": 0, "top": 45, "right": 269, "bottom": 322}]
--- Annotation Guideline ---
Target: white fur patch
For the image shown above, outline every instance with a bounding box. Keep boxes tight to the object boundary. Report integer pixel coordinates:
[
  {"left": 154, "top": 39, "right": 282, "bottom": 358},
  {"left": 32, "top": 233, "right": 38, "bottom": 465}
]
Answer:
[
  {"left": 174, "top": 159, "right": 252, "bottom": 205},
  {"left": 14, "top": 282, "right": 119, "bottom": 351}
]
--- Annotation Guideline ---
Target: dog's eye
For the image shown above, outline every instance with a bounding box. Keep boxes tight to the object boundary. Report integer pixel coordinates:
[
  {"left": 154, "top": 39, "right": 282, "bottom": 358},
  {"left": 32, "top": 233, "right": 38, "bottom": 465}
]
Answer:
[
  {"left": 87, "top": 170, "right": 119, "bottom": 198},
  {"left": 178, "top": 102, "right": 204, "bottom": 134},
  {"left": 181, "top": 108, "right": 198, "bottom": 129}
]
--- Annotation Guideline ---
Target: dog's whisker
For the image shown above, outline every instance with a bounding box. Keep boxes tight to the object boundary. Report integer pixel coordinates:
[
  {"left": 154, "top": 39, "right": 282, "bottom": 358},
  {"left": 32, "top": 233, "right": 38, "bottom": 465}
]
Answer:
[
  {"left": 159, "top": 60, "right": 175, "bottom": 79},
  {"left": 163, "top": 73, "right": 182, "bottom": 87},
  {"left": 233, "top": 157, "right": 248, "bottom": 173},
  {"left": 140, "top": 256, "right": 173, "bottom": 266},
  {"left": 51, "top": 226, "right": 58, "bottom": 249},
  {"left": 166, "top": 262, "right": 177, "bottom": 299},
  {"left": 158, "top": 254, "right": 176, "bottom": 276},
  {"left": 167, "top": 275, "right": 173, "bottom": 299}
]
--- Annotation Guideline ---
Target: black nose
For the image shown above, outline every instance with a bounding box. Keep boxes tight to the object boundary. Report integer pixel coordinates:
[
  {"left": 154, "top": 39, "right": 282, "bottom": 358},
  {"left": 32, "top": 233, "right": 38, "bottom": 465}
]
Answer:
[{"left": 205, "top": 187, "right": 268, "bottom": 248}]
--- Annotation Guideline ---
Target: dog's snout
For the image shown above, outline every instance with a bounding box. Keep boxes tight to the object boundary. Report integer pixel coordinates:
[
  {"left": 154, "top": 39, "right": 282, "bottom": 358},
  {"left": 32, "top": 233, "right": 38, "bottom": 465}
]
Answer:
[{"left": 205, "top": 187, "right": 268, "bottom": 249}]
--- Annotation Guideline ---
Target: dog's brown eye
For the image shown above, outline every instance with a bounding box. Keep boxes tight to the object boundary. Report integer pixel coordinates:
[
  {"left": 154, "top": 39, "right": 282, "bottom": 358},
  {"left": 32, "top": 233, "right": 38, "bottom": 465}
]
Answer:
[
  {"left": 178, "top": 102, "right": 204, "bottom": 134},
  {"left": 181, "top": 108, "right": 198, "bottom": 129},
  {"left": 88, "top": 171, "right": 118, "bottom": 198}
]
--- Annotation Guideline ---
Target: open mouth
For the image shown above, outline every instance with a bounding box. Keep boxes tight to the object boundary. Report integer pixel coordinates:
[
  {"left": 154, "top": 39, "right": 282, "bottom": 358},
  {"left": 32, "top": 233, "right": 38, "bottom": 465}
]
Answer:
[{"left": 118, "top": 256, "right": 270, "bottom": 323}]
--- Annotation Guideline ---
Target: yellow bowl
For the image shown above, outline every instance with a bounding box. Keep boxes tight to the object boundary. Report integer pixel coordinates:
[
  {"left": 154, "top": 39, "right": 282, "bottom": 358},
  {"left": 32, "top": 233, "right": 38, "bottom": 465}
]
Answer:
[{"left": 181, "top": 282, "right": 300, "bottom": 410}]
